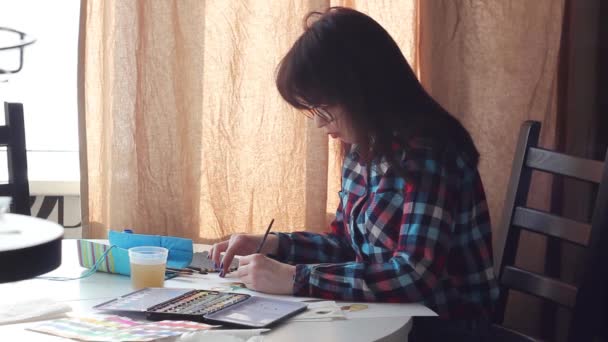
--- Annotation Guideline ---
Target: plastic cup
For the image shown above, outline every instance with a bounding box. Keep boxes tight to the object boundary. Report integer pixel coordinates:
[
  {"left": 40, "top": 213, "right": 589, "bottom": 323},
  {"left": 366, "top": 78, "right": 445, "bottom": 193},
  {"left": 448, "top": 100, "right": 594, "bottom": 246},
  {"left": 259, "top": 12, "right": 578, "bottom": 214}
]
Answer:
[{"left": 128, "top": 246, "right": 168, "bottom": 290}]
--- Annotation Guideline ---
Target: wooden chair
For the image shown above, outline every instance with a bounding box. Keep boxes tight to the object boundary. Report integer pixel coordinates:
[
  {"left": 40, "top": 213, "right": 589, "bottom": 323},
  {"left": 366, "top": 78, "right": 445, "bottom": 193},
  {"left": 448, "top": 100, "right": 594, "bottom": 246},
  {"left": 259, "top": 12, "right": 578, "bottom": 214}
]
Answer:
[
  {"left": 0, "top": 102, "right": 31, "bottom": 215},
  {"left": 493, "top": 121, "right": 608, "bottom": 341}
]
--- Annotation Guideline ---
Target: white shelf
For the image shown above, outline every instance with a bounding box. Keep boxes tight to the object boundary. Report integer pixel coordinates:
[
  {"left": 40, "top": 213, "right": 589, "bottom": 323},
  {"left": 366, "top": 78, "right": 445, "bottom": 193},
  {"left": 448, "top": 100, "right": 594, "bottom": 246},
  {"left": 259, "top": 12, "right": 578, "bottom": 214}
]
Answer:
[{"left": 29, "top": 180, "right": 79, "bottom": 196}]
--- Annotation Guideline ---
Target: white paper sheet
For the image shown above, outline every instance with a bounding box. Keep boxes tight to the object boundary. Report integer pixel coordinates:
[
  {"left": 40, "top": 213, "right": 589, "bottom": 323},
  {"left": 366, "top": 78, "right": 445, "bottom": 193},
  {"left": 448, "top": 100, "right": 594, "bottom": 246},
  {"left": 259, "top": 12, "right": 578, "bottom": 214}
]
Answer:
[
  {"left": 289, "top": 301, "right": 346, "bottom": 322},
  {"left": 179, "top": 273, "right": 437, "bottom": 318},
  {"left": 178, "top": 328, "right": 269, "bottom": 342},
  {"left": 342, "top": 302, "right": 436, "bottom": 318},
  {"left": 0, "top": 298, "right": 72, "bottom": 325}
]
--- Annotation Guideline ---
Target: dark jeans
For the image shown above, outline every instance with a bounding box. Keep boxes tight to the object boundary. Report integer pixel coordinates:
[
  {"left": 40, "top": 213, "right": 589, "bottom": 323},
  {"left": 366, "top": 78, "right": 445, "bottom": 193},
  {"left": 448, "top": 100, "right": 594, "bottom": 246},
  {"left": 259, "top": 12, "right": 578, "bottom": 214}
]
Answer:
[{"left": 408, "top": 317, "right": 491, "bottom": 342}]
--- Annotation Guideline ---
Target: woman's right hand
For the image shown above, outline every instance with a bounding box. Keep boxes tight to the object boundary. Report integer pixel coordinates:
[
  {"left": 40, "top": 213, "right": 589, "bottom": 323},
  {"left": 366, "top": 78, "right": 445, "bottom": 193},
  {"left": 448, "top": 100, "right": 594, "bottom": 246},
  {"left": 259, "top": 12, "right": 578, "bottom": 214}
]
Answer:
[{"left": 209, "top": 233, "right": 279, "bottom": 276}]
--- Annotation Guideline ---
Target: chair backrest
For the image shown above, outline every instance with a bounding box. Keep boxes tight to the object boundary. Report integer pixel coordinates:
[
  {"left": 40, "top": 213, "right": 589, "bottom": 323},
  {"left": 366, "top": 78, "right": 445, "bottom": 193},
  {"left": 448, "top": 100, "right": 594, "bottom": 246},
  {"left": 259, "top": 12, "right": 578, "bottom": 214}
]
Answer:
[
  {"left": 0, "top": 102, "right": 31, "bottom": 215},
  {"left": 494, "top": 120, "right": 608, "bottom": 341}
]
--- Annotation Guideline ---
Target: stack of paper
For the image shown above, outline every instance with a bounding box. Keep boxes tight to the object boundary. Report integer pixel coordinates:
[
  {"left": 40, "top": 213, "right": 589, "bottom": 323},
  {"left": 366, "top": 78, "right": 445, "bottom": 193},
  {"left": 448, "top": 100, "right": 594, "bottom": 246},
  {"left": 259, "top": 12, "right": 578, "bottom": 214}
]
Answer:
[{"left": 0, "top": 298, "right": 71, "bottom": 325}]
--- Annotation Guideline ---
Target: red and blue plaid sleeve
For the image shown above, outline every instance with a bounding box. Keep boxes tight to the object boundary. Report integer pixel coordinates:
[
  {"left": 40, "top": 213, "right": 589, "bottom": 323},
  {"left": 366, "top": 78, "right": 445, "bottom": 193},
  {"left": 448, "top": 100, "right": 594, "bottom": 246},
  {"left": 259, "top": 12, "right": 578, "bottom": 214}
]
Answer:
[
  {"left": 292, "top": 152, "right": 454, "bottom": 300},
  {"left": 291, "top": 148, "right": 497, "bottom": 318},
  {"left": 271, "top": 200, "right": 356, "bottom": 264}
]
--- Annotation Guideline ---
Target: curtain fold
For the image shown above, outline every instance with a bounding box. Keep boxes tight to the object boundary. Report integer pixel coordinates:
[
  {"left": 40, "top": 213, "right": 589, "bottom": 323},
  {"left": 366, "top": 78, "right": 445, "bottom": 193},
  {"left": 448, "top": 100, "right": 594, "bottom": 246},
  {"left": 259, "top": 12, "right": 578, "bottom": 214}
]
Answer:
[
  {"left": 79, "top": 1, "right": 418, "bottom": 243},
  {"left": 418, "top": 0, "right": 565, "bottom": 336}
]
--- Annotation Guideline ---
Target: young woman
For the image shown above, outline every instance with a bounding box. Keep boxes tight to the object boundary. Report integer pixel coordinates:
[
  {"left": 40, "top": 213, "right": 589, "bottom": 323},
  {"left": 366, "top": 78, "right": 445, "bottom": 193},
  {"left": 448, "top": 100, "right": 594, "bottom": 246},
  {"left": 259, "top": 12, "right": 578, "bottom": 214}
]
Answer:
[{"left": 210, "top": 7, "right": 498, "bottom": 341}]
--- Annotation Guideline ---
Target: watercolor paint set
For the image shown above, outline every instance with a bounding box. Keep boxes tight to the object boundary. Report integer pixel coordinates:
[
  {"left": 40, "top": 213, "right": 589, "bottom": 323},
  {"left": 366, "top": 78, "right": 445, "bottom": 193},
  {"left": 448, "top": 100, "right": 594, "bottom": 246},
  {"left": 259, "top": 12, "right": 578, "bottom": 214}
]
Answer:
[{"left": 94, "top": 287, "right": 306, "bottom": 328}]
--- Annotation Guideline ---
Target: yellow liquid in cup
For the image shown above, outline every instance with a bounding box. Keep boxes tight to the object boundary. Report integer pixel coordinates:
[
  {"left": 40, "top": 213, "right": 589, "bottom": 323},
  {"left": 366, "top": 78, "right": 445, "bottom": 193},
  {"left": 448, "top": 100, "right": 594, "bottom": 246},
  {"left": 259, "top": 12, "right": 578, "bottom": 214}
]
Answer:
[{"left": 130, "top": 262, "right": 166, "bottom": 290}]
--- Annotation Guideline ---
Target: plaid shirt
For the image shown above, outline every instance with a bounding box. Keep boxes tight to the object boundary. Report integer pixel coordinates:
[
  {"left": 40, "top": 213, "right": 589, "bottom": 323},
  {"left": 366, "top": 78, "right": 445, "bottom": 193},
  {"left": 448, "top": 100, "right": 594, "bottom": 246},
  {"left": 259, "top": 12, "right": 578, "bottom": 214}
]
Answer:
[{"left": 273, "top": 141, "right": 499, "bottom": 319}]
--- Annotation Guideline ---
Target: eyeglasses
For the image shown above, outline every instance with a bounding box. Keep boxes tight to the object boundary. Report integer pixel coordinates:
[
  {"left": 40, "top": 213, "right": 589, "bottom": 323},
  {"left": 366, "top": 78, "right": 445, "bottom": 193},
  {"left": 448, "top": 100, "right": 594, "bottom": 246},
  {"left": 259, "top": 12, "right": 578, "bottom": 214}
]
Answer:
[{"left": 304, "top": 106, "right": 335, "bottom": 123}]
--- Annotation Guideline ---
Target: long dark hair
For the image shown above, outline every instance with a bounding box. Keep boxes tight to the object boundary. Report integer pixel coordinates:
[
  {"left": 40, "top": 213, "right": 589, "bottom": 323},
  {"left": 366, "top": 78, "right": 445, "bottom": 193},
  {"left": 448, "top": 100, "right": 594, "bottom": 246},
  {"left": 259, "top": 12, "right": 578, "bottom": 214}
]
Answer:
[{"left": 276, "top": 7, "right": 480, "bottom": 170}]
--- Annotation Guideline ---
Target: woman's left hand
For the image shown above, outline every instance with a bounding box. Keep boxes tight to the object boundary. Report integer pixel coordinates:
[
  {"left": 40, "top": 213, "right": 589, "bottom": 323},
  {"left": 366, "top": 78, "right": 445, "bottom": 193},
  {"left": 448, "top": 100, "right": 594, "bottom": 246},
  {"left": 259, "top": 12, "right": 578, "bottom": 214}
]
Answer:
[{"left": 233, "top": 254, "right": 296, "bottom": 295}]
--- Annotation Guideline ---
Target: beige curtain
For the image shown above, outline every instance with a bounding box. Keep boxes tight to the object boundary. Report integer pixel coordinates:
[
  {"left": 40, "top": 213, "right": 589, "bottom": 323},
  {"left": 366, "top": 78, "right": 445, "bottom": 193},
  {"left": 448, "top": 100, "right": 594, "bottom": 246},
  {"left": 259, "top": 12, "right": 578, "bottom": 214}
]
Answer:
[
  {"left": 79, "top": 0, "right": 418, "bottom": 242},
  {"left": 418, "top": 1, "right": 565, "bottom": 336},
  {"left": 80, "top": 0, "right": 566, "bottom": 335}
]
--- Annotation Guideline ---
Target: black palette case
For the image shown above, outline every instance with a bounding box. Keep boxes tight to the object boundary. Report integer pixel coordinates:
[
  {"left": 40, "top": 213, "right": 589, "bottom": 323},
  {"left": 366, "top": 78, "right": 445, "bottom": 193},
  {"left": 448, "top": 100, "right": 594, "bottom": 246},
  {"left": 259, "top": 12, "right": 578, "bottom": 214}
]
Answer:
[{"left": 94, "top": 287, "right": 307, "bottom": 328}]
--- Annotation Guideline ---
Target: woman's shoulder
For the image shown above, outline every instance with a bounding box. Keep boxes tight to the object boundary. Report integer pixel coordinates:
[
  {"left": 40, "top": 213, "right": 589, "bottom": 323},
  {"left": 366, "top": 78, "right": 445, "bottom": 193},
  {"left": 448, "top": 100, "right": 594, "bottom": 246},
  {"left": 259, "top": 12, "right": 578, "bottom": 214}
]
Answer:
[
  {"left": 384, "top": 138, "right": 480, "bottom": 186},
  {"left": 403, "top": 137, "right": 474, "bottom": 166},
  {"left": 361, "top": 137, "right": 482, "bottom": 192}
]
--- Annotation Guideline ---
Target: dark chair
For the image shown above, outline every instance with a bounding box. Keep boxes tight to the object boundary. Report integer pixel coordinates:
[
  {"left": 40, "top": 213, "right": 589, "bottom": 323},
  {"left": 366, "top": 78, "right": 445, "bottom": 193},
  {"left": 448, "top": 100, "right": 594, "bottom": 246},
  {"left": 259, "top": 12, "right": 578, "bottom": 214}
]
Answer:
[
  {"left": 493, "top": 121, "right": 608, "bottom": 341},
  {"left": 0, "top": 102, "right": 31, "bottom": 215}
]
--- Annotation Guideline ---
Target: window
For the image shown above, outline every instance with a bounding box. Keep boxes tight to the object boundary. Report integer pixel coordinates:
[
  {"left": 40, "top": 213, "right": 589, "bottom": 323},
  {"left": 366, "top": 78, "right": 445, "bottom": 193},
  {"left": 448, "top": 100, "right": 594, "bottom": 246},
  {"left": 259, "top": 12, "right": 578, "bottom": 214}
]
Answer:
[{"left": 0, "top": 0, "right": 81, "bottom": 194}]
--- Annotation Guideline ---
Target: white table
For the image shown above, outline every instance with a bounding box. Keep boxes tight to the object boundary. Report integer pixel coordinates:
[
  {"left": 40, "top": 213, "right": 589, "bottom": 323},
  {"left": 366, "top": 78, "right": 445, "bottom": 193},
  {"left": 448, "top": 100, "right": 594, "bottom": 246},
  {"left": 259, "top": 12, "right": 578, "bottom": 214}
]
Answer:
[{"left": 0, "top": 240, "right": 435, "bottom": 341}]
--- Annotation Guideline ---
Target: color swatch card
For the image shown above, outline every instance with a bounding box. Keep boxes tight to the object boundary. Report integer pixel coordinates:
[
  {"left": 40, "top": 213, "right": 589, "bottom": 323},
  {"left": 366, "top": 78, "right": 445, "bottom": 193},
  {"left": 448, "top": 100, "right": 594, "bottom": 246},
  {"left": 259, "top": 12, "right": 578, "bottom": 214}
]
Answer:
[{"left": 28, "top": 315, "right": 215, "bottom": 341}]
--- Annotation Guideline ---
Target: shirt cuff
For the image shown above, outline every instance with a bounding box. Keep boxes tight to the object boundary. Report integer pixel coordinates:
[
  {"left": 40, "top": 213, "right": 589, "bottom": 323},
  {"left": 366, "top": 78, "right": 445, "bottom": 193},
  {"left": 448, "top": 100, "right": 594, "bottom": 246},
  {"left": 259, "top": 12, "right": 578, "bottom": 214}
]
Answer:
[
  {"left": 293, "top": 264, "right": 312, "bottom": 296},
  {"left": 270, "top": 232, "right": 294, "bottom": 263}
]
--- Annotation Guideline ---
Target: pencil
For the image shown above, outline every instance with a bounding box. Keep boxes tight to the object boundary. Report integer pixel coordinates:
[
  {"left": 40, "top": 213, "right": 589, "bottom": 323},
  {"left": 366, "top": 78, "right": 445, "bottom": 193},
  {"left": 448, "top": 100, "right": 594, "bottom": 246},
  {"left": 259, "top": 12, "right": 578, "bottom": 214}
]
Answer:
[
  {"left": 165, "top": 270, "right": 194, "bottom": 277},
  {"left": 166, "top": 267, "right": 194, "bottom": 274},
  {"left": 255, "top": 218, "right": 275, "bottom": 253}
]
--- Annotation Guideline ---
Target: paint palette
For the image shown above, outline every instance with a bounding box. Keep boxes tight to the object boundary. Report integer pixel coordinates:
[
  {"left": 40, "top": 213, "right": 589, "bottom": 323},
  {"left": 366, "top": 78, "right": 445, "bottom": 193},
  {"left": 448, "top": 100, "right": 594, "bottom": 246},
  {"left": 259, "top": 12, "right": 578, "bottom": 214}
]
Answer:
[
  {"left": 147, "top": 290, "right": 249, "bottom": 318},
  {"left": 94, "top": 288, "right": 307, "bottom": 328}
]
